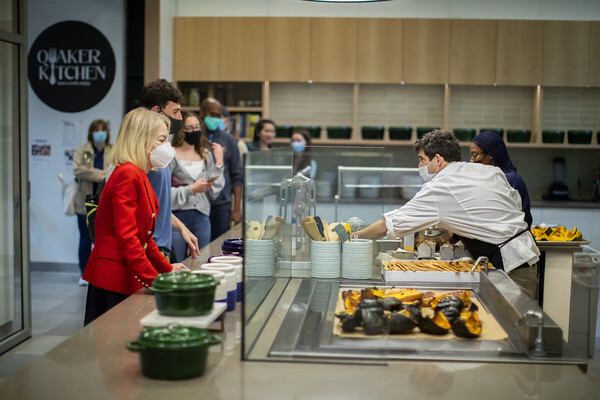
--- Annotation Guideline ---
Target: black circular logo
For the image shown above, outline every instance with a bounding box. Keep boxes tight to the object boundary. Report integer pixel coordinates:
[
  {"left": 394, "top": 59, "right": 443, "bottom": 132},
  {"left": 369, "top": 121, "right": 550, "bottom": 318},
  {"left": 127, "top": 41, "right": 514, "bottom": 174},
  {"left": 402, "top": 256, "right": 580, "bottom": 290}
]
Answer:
[{"left": 28, "top": 21, "right": 116, "bottom": 113}]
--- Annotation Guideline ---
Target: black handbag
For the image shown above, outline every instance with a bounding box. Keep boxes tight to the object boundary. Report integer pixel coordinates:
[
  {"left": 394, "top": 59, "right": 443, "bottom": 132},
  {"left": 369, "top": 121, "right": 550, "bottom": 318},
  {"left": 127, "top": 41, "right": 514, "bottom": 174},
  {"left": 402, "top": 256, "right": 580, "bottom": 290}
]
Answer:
[{"left": 85, "top": 179, "right": 106, "bottom": 243}]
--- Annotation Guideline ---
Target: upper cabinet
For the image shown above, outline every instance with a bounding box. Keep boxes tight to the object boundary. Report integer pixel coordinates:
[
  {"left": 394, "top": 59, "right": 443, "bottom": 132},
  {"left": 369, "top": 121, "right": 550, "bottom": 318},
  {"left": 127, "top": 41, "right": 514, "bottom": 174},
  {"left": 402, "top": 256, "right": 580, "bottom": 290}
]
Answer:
[
  {"left": 173, "top": 17, "right": 220, "bottom": 81},
  {"left": 450, "top": 20, "right": 497, "bottom": 85},
  {"left": 311, "top": 18, "right": 356, "bottom": 83},
  {"left": 588, "top": 22, "right": 600, "bottom": 87},
  {"left": 266, "top": 18, "right": 310, "bottom": 82},
  {"left": 542, "top": 21, "right": 590, "bottom": 87},
  {"left": 404, "top": 19, "right": 449, "bottom": 84},
  {"left": 356, "top": 19, "right": 403, "bottom": 83},
  {"left": 219, "top": 18, "right": 266, "bottom": 81},
  {"left": 496, "top": 20, "right": 543, "bottom": 86}
]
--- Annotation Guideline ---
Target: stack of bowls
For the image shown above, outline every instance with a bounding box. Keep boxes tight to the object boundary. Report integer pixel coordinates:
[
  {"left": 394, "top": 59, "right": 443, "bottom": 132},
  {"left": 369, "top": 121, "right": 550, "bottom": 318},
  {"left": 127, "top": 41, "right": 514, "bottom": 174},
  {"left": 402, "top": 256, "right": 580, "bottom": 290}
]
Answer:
[
  {"left": 310, "top": 240, "right": 341, "bottom": 279},
  {"left": 245, "top": 239, "right": 275, "bottom": 277},
  {"left": 209, "top": 255, "right": 243, "bottom": 302},
  {"left": 200, "top": 263, "right": 236, "bottom": 311},
  {"left": 342, "top": 239, "right": 373, "bottom": 279}
]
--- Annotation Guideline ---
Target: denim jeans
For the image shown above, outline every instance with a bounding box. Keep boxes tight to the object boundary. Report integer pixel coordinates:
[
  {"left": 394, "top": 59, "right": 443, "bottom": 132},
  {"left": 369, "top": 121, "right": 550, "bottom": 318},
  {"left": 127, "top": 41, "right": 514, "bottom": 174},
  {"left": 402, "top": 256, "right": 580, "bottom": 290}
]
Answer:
[
  {"left": 77, "top": 214, "right": 92, "bottom": 275},
  {"left": 210, "top": 202, "right": 232, "bottom": 241},
  {"left": 172, "top": 209, "right": 211, "bottom": 263}
]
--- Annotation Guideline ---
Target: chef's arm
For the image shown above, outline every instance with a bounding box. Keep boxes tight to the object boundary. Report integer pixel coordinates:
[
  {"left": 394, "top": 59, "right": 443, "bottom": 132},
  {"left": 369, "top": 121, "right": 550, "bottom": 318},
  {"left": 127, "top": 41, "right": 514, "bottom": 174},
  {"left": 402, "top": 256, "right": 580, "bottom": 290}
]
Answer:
[{"left": 357, "top": 219, "right": 387, "bottom": 241}]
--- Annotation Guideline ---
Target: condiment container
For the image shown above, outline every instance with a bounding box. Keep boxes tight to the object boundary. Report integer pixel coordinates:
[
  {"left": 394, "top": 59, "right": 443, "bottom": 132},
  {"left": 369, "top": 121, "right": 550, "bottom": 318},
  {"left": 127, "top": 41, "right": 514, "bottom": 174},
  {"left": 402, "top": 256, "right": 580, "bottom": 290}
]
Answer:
[
  {"left": 150, "top": 272, "right": 217, "bottom": 317},
  {"left": 209, "top": 255, "right": 243, "bottom": 301},
  {"left": 126, "top": 324, "right": 220, "bottom": 380}
]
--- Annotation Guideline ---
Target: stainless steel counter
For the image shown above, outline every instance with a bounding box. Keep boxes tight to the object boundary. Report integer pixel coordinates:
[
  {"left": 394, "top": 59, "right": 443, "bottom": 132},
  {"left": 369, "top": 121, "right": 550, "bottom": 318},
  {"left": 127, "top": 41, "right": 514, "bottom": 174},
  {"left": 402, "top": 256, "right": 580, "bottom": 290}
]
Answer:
[{"left": 1, "top": 227, "right": 599, "bottom": 399}]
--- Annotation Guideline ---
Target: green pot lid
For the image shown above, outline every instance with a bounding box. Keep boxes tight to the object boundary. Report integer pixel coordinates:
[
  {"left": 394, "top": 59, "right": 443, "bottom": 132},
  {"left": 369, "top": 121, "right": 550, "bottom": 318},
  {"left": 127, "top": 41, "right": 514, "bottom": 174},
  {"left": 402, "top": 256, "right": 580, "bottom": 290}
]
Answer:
[
  {"left": 152, "top": 271, "right": 217, "bottom": 291},
  {"left": 136, "top": 324, "right": 219, "bottom": 349}
]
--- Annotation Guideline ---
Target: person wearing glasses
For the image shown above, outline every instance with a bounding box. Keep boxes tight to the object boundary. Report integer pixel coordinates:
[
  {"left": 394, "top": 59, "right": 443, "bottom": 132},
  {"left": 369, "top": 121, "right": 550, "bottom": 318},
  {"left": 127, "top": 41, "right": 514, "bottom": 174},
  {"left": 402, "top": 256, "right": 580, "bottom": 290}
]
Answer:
[
  {"left": 169, "top": 111, "right": 225, "bottom": 261},
  {"left": 470, "top": 130, "right": 532, "bottom": 229}
]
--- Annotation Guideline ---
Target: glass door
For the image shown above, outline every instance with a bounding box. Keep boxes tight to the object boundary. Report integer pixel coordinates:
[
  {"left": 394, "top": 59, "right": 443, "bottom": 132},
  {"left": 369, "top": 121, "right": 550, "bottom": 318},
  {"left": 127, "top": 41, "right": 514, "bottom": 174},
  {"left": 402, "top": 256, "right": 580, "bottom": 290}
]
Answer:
[{"left": 0, "top": 0, "right": 30, "bottom": 353}]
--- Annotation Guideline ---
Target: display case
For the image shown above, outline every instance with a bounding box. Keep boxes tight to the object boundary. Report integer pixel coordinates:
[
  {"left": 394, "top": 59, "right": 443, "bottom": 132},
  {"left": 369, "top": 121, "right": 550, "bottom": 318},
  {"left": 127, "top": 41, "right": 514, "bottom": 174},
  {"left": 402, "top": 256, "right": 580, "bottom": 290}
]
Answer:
[{"left": 242, "top": 147, "right": 590, "bottom": 368}]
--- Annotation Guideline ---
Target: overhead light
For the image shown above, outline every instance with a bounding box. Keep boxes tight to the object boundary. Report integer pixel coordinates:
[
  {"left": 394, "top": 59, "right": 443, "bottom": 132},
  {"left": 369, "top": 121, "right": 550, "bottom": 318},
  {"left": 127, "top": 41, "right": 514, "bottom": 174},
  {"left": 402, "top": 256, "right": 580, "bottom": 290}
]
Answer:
[{"left": 304, "top": 0, "right": 389, "bottom": 3}]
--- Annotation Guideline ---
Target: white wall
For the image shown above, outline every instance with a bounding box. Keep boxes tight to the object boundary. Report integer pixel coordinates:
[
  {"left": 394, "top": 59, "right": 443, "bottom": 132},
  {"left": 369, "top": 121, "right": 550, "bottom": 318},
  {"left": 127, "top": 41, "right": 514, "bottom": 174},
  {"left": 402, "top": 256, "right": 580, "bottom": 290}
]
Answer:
[
  {"left": 158, "top": 0, "right": 600, "bottom": 81},
  {"left": 29, "top": 0, "right": 125, "bottom": 264}
]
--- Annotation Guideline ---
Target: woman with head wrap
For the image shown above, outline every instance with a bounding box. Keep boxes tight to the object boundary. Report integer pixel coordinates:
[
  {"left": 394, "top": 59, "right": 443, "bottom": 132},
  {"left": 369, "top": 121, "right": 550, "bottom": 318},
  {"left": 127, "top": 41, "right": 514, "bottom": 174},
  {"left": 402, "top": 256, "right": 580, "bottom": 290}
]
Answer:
[{"left": 470, "top": 131, "right": 532, "bottom": 229}]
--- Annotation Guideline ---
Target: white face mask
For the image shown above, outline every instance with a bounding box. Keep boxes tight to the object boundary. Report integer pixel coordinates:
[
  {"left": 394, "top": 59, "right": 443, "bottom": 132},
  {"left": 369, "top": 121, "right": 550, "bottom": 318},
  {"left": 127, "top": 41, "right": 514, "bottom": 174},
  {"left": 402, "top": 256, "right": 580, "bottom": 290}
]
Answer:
[
  {"left": 419, "top": 157, "right": 438, "bottom": 182},
  {"left": 149, "top": 142, "right": 175, "bottom": 169}
]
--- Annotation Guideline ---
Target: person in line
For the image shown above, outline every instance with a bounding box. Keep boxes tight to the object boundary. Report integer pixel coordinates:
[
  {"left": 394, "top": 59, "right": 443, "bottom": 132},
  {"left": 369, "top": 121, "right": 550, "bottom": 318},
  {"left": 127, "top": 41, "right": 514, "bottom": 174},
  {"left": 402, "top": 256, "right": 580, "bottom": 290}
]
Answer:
[
  {"left": 200, "top": 98, "right": 244, "bottom": 240},
  {"left": 73, "top": 119, "right": 111, "bottom": 286},
  {"left": 83, "top": 108, "right": 189, "bottom": 325},
  {"left": 246, "top": 119, "right": 276, "bottom": 152},
  {"left": 170, "top": 112, "right": 225, "bottom": 260},
  {"left": 358, "top": 130, "right": 540, "bottom": 299},
  {"left": 470, "top": 130, "right": 533, "bottom": 229},
  {"left": 138, "top": 79, "right": 200, "bottom": 262},
  {"left": 291, "top": 129, "right": 317, "bottom": 179}
]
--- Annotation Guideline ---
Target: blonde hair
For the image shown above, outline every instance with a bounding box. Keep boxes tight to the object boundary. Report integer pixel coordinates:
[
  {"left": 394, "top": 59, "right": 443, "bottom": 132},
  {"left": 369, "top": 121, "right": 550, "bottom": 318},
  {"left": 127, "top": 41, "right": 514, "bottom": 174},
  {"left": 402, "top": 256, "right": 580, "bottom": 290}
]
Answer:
[{"left": 110, "top": 107, "right": 170, "bottom": 169}]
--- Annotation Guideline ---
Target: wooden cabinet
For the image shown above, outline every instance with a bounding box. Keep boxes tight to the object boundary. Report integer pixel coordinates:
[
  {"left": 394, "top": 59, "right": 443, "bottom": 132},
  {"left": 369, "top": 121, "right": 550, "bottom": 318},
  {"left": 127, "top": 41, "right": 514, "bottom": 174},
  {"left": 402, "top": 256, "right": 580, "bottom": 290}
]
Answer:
[
  {"left": 266, "top": 18, "right": 310, "bottom": 82},
  {"left": 542, "top": 21, "right": 590, "bottom": 87},
  {"left": 311, "top": 18, "right": 356, "bottom": 83},
  {"left": 173, "top": 17, "right": 219, "bottom": 81},
  {"left": 449, "top": 20, "right": 496, "bottom": 85},
  {"left": 404, "top": 19, "right": 449, "bottom": 84},
  {"left": 589, "top": 22, "right": 600, "bottom": 87},
  {"left": 496, "top": 20, "right": 543, "bottom": 86},
  {"left": 356, "top": 19, "right": 403, "bottom": 83},
  {"left": 219, "top": 18, "right": 266, "bottom": 81}
]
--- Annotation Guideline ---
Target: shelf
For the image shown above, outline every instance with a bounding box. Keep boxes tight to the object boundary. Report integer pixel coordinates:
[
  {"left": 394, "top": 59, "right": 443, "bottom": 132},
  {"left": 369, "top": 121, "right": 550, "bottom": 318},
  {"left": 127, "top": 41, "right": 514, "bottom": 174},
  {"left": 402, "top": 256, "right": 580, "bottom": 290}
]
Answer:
[{"left": 181, "top": 106, "right": 263, "bottom": 113}]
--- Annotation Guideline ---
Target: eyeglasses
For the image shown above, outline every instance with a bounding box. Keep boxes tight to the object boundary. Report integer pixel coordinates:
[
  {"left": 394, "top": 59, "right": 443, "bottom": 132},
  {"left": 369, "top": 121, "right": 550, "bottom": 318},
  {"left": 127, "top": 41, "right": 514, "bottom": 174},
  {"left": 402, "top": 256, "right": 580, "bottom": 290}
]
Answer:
[
  {"left": 470, "top": 152, "right": 483, "bottom": 160},
  {"left": 183, "top": 125, "right": 201, "bottom": 132}
]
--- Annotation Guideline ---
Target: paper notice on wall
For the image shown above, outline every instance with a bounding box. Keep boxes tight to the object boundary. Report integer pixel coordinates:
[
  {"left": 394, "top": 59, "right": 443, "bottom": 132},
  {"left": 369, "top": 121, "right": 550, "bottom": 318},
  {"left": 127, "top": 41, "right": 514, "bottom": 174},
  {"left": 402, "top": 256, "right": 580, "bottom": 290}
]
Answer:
[
  {"left": 62, "top": 119, "right": 82, "bottom": 147},
  {"left": 64, "top": 148, "right": 75, "bottom": 167},
  {"left": 31, "top": 139, "right": 51, "bottom": 165}
]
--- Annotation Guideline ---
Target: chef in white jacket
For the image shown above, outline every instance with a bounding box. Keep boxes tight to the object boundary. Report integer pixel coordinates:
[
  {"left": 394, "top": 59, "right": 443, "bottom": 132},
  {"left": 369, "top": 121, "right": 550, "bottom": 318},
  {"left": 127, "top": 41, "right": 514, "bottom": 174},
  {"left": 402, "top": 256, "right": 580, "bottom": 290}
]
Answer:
[{"left": 359, "top": 130, "right": 540, "bottom": 298}]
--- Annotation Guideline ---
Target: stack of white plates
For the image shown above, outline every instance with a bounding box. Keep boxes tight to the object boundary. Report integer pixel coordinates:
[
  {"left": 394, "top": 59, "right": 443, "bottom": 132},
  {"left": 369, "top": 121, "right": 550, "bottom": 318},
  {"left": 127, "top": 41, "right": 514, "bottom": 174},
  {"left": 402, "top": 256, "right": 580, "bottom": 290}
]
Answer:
[
  {"left": 245, "top": 239, "right": 275, "bottom": 277},
  {"left": 342, "top": 239, "right": 373, "bottom": 279},
  {"left": 310, "top": 240, "right": 341, "bottom": 279}
]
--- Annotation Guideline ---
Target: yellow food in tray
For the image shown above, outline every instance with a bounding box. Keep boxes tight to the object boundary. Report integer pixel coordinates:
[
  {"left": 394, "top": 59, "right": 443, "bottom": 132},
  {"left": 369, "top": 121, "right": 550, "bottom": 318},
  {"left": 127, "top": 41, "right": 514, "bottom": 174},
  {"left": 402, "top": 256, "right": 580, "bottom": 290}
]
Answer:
[
  {"left": 530, "top": 225, "right": 583, "bottom": 242},
  {"left": 383, "top": 259, "right": 493, "bottom": 273}
]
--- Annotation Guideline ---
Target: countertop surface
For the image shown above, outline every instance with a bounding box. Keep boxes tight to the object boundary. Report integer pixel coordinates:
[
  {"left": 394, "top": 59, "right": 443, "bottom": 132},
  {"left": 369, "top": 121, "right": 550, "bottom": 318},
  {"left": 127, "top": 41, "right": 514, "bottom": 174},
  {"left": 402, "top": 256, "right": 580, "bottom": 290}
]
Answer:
[
  {"left": 531, "top": 200, "right": 600, "bottom": 209},
  {"left": 2, "top": 228, "right": 600, "bottom": 399}
]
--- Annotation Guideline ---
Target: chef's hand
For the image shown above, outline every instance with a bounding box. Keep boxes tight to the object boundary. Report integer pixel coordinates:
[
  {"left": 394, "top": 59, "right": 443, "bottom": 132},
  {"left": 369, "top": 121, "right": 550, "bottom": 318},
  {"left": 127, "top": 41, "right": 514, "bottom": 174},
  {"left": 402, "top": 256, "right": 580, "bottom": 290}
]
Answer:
[{"left": 171, "top": 263, "right": 190, "bottom": 272}]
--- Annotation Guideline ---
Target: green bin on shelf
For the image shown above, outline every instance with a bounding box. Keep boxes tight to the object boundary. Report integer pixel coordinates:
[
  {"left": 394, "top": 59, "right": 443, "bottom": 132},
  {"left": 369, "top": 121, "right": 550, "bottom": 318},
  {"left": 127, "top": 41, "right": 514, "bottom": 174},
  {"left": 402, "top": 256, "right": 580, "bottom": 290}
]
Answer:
[
  {"left": 327, "top": 126, "right": 352, "bottom": 139},
  {"left": 416, "top": 127, "right": 440, "bottom": 139},
  {"left": 542, "top": 130, "right": 565, "bottom": 144},
  {"left": 361, "top": 126, "right": 384, "bottom": 140},
  {"left": 506, "top": 129, "right": 531, "bottom": 143},
  {"left": 567, "top": 130, "right": 592, "bottom": 144},
  {"left": 453, "top": 128, "right": 476, "bottom": 141},
  {"left": 480, "top": 128, "right": 504, "bottom": 138},
  {"left": 294, "top": 126, "right": 321, "bottom": 139},
  {"left": 389, "top": 127, "right": 412, "bottom": 141},
  {"left": 276, "top": 125, "right": 294, "bottom": 138}
]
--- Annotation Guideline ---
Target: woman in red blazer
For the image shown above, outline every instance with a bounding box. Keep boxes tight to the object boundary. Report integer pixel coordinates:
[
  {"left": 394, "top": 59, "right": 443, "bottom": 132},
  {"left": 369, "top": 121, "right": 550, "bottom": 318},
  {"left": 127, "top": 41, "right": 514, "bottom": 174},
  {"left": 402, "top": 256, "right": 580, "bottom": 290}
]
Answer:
[{"left": 83, "top": 108, "right": 188, "bottom": 325}]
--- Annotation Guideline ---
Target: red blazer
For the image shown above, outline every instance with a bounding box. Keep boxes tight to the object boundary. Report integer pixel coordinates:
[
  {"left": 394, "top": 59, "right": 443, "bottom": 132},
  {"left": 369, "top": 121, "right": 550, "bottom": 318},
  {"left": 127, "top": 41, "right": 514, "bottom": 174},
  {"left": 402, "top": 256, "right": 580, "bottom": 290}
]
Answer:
[{"left": 83, "top": 163, "right": 172, "bottom": 294}]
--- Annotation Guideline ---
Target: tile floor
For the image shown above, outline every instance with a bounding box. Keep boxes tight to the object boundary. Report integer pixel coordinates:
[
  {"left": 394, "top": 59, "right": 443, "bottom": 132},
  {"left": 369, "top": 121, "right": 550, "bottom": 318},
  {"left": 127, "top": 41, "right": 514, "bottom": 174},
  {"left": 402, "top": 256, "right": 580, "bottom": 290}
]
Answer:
[
  {"left": 0, "top": 269, "right": 599, "bottom": 386},
  {"left": 0, "top": 269, "right": 87, "bottom": 385}
]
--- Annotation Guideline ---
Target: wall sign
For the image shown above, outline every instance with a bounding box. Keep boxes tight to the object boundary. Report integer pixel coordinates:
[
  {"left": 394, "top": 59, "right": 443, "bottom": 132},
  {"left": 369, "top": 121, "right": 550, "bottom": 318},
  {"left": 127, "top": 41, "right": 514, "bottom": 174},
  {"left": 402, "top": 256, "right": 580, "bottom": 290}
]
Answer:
[{"left": 28, "top": 21, "right": 116, "bottom": 113}]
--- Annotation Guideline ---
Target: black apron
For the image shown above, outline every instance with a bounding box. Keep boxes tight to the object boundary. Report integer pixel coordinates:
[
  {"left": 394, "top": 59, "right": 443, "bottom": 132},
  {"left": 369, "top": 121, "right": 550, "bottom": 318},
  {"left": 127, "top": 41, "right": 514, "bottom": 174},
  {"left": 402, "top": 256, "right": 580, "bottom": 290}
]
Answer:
[{"left": 456, "top": 229, "right": 529, "bottom": 271}]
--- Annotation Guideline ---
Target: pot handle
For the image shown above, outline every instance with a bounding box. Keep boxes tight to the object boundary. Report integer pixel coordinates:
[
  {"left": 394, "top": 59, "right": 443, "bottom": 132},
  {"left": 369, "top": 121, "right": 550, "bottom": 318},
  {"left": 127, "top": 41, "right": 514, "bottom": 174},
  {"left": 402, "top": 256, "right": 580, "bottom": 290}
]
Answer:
[
  {"left": 208, "top": 334, "right": 221, "bottom": 346},
  {"left": 126, "top": 341, "right": 146, "bottom": 352}
]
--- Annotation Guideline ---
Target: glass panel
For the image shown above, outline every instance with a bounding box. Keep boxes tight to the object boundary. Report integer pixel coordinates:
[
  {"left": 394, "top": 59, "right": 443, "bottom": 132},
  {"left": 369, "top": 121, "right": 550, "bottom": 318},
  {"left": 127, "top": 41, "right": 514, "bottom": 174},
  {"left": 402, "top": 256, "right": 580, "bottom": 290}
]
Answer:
[
  {"left": 0, "top": 0, "right": 18, "bottom": 33},
  {"left": 0, "top": 41, "right": 22, "bottom": 342}
]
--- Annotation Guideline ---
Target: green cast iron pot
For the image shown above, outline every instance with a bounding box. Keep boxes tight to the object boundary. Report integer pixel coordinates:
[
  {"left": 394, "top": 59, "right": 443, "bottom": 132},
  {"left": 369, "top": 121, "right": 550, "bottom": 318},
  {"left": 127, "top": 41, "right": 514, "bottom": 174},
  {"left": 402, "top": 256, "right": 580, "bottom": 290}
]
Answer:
[
  {"left": 542, "top": 130, "right": 565, "bottom": 144},
  {"left": 327, "top": 126, "right": 352, "bottom": 139},
  {"left": 294, "top": 125, "right": 321, "bottom": 139},
  {"left": 480, "top": 128, "right": 504, "bottom": 138},
  {"left": 453, "top": 128, "right": 476, "bottom": 141},
  {"left": 361, "top": 126, "right": 384, "bottom": 140},
  {"left": 389, "top": 126, "right": 412, "bottom": 140},
  {"left": 416, "top": 127, "right": 440, "bottom": 139},
  {"left": 126, "top": 325, "right": 221, "bottom": 380},
  {"left": 567, "top": 130, "right": 592, "bottom": 144},
  {"left": 506, "top": 129, "right": 531, "bottom": 143},
  {"left": 150, "top": 271, "right": 217, "bottom": 316},
  {"left": 276, "top": 125, "right": 293, "bottom": 138}
]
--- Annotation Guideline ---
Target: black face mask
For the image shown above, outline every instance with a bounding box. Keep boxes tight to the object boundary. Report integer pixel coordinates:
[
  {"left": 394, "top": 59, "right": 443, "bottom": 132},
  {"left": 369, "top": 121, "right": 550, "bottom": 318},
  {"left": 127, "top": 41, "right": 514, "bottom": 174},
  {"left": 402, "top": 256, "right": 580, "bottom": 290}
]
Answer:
[
  {"left": 160, "top": 108, "right": 183, "bottom": 135},
  {"left": 184, "top": 130, "right": 201, "bottom": 146}
]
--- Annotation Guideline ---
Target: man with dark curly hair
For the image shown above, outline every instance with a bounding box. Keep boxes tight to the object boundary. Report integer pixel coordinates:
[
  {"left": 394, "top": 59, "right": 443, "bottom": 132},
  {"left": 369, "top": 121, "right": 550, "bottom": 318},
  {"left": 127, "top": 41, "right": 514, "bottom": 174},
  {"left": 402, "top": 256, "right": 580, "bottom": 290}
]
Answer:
[{"left": 359, "top": 129, "right": 540, "bottom": 299}]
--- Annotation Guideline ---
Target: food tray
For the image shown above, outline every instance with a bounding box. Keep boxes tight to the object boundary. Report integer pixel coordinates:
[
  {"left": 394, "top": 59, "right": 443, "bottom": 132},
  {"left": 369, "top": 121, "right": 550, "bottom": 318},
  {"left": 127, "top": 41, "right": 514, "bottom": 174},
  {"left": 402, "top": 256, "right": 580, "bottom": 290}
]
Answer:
[
  {"left": 333, "top": 290, "right": 508, "bottom": 341},
  {"left": 382, "top": 260, "right": 486, "bottom": 283}
]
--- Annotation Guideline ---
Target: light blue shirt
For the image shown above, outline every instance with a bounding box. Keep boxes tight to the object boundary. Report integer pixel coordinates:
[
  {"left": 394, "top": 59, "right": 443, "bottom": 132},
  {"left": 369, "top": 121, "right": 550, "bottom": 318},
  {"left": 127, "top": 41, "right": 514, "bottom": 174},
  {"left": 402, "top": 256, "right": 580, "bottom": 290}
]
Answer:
[{"left": 147, "top": 167, "right": 172, "bottom": 253}]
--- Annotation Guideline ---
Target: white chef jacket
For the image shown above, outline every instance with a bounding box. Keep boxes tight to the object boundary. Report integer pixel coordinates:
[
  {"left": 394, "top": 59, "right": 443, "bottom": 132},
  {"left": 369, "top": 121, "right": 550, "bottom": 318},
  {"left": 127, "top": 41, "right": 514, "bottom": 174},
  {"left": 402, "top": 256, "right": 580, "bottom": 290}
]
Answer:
[{"left": 383, "top": 162, "right": 540, "bottom": 272}]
